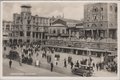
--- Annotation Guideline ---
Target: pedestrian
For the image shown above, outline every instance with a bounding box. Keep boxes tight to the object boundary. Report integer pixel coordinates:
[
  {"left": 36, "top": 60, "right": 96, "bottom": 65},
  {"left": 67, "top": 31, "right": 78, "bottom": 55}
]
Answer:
[
  {"left": 35, "top": 59, "right": 39, "bottom": 67},
  {"left": 99, "top": 63, "right": 102, "bottom": 70},
  {"left": 93, "top": 62, "right": 95, "bottom": 68},
  {"left": 71, "top": 61, "right": 74, "bottom": 69},
  {"left": 76, "top": 60, "right": 79, "bottom": 68},
  {"left": 64, "top": 59, "right": 67, "bottom": 68},
  {"left": 19, "top": 57, "right": 22, "bottom": 66},
  {"left": 55, "top": 57, "right": 58, "bottom": 65},
  {"left": 50, "top": 62, "right": 54, "bottom": 72},
  {"left": 96, "top": 63, "right": 99, "bottom": 71},
  {"left": 9, "top": 59, "right": 12, "bottom": 68}
]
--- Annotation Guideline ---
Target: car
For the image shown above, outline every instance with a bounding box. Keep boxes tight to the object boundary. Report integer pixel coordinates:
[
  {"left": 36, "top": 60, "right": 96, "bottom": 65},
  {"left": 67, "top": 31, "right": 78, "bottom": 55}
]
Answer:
[
  {"left": 71, "top": 65, "right": 94, "bottom": 77},
  {"left": 7, "top": 50, "right": 19, "bottom": 60}
]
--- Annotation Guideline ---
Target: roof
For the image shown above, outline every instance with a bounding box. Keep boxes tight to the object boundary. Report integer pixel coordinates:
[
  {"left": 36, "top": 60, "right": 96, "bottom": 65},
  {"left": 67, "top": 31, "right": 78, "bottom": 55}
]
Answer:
[
  {"left": 21, "top": 5, "right": 31, "bottom": 8},
  {"left": 52, "top": 23, "right": 66, "bottom": 27},
  {"left": 61, "top": 18, "right": 81, "bottom": 23},
  {"left": 52, "top": 18, "right": 82, "bottom": 27},
  {"left": 43, "top": 45, "right": 113, "bottom": 53}
]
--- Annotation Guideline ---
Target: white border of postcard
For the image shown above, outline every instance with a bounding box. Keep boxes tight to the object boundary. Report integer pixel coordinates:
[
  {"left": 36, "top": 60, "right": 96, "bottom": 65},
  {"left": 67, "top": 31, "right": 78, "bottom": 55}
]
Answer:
[{"left": 0, "top": 0, "right": 120, "bottom": 80}]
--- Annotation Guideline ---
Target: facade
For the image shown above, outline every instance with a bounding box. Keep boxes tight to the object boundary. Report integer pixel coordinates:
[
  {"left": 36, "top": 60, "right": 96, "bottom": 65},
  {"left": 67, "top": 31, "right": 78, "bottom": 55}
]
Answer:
[
  {"left": 3, "top": 21, "right": 13, "bottom": 45},
  {"left": 10, "top": 5, "right": 53, "bottom": 44},
  {"left": 46, "top": 18, "right": 81, "bottom": 40},
  {"left": 84, "top": 3, "right": 117, "bottom": 40},
  {"left": 45, "top": 3, "right": 117, "bottom": 57},
  {"left": 2, "top": 3, "right": 117, "bottom": 58}
]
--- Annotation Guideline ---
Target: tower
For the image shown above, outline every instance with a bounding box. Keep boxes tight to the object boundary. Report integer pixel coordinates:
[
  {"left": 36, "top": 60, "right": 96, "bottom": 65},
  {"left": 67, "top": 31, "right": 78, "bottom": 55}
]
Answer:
[
  {"left": 21, "top": 5, "right": 31, "bottom": 24},
  {"left": 21, "top": 5, "right": 32, "bottom": 42},
  {"left": 84, "top": 3, "right": 117, "bottom": 39},
  {"left": 21, "top": 5, "right": 31, "bottom": 14}
]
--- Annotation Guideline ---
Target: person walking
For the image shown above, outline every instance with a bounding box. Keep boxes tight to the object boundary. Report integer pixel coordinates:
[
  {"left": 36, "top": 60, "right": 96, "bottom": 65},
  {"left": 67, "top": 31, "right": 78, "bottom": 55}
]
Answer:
[
  {"left": 50, "top": 62, "right": 54, "bottom": 72},
  {"left": 96, "top": 63, "right": 99, "bottom": 71},
  {"left": 93, "top": 62, "right": 95, "bottom": 68},
  {"left": 76, "top": 60, "right": 79, "bottom": 68},
  {"left": 64, "top": 59, "right": 67, "bottom": 68},
  {"left": 71, "top": 61, "right": 74, "bottom": 69},
  {"left": 9, "top": 59, "right": 12, "bottom": 68},
  {"left": 19, "top": 57, "right": 22, "bottom": 66}
]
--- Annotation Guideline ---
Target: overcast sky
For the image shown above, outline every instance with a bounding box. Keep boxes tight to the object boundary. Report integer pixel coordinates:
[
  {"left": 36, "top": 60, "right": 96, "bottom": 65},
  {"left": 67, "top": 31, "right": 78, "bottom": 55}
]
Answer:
[{"left": 2, "top": 2, "right": 86, "bottom": 21}]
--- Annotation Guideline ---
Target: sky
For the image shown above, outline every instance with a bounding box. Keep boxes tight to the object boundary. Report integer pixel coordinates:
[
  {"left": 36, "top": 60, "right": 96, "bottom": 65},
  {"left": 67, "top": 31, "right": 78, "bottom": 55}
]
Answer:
[{"left": 2, "top": 2, "right": 86, "bottom": 21}]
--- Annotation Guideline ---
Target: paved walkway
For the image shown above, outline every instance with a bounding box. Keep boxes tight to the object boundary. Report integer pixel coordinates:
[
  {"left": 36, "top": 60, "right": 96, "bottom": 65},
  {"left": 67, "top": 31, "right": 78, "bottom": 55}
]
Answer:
[
  {"left": 3, "top": 58, "right": 68, "bottom": 76},
  {"left": 3, "top": 46, "right": 117, "bottom": 77}
]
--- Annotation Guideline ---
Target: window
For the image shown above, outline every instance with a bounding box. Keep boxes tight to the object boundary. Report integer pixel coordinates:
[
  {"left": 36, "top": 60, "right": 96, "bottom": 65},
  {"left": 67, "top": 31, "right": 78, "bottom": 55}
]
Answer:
[
  {"left": 101, "top": 15, "right": 103, "bottom": 20},
  {"left": 93, "top": 7, "right": 98, "bottom": 12},
  {"left": 27, "top": 39, "right": 30, "bottom": 43},
  {"left": 91, "top": 24, "right": 97, "bottom": 27},
  {"left": 101, "top": 24, "right": 103, "bottom": 27},
  {"left": 101, "top": 7, "right": 103, "bottom": 11},
  {"left": 49, "top": 29, "right": 52, "bottom": 33},
  {"left": 33, "top": 32, "right": 35, "bottom": 38},
  {"left": 57, "top": 29, "right": 60, "bottom": 34},
  {"left": 20, "top": 31, "right": 24, "bottom": 36},
  {"left": 115, "top": 7, "right": 117, "bottom": 12},
  {"left": 36, "top": 32, "right": 38, "bottom": 38},
  {"left": 87, "top": 25, "right": 89, "bottom": 27},
  {"left": 53, "top": 29, "right": 56, "bottom": 33},
  {"left": 93, "top": 15, "right": 97, "bottom": 20},
  {"left": 27, "top": 27, "right": 31, "bottom": 30},
  {"left": 6, "top": 25, "right": 10, "bottom": 28},
  {"left": 62, "top": 29, "right": 65, "bottom": 34},
  {"left": 111, "top": 23, "right": 113, "bottom": 26},
  {"left": 27, "top": 31, "right": 30, "bottom": 36},
  {"left": 110, "top": 6, "right": 112, "bottom": 11},
  {"left": 27, "top": 20, "right": 31, "bottom": 24}
]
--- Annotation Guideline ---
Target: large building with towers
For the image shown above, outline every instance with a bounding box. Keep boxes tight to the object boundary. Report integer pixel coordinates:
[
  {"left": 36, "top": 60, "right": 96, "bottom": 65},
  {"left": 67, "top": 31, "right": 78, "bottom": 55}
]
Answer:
[
  {"left": 3, "top": 3, "right": 117, "bottom": 58},
  {"left": 10, "top": 5, "right": 53, "bottom": 44}
]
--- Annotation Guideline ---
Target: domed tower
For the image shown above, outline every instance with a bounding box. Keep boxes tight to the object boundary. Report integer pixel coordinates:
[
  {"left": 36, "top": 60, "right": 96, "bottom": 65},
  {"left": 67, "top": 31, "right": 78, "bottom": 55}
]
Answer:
[
  {"left": 21, "top": 5, "right": 31, "bottom": 24},
  {"left": 21, "top": 4, "right": 31, "bottom": 13}
]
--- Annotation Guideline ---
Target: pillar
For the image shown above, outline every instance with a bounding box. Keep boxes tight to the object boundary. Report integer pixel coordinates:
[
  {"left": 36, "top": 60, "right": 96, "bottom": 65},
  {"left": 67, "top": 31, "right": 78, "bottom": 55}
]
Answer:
[
  {"left": 91, "top": 30, "right": 94, "bottom": 39},
  {"left": 75, "top": 50, "right": 78, "bottom": 55},
  {"left": 89, "top": 51, "right": 91, "bottom": 56},
  {"left": 82, "top": 51, "right": 84, "bottom": 55},
  {"left": 69, "top": 29, "right": 71, "bottom": 39},
  {"left": 107, "top": 29, "right": 109, "bottom": 38},
  {"left": 41, "top": 32, "right": 43, "bottom": 44},
  {"left": 97, "top": 29, "right": 99, "bottom": 39}
]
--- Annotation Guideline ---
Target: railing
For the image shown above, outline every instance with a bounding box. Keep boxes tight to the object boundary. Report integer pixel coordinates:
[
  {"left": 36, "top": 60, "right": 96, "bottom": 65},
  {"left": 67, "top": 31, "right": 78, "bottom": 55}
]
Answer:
[{"left": 45, "top": 39, "right": 117, "bottom": 51}]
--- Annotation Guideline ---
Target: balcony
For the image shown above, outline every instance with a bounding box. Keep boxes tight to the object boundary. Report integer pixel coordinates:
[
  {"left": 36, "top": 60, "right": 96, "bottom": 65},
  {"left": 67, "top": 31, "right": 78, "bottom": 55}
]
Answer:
[
  {"left": 45, "top": 33, "right": 58, "bottom": 36},
  {"left": 61, "top": 33, "right": 69, "bottom": 37}
]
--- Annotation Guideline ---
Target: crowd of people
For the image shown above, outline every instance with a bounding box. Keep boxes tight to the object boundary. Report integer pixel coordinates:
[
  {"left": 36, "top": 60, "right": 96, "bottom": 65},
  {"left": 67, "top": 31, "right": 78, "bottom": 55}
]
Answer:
[{"left": 3, "top": 42, "right": 117, "bottom": 74}]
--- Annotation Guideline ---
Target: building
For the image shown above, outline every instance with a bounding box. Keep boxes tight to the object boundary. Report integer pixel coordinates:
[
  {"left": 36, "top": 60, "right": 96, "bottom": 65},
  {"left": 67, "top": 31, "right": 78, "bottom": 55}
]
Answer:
[
  {"left": 45, "top": 3, "right": 117, "bottom": 58},
  {"left": 3, "top": 3, "right": 117, "bottom": 58},
  {"left": 10, "top": 5, "right": 52, "bottom": 44},
  {"left": 46, "top": 17, "right": 81, "bottom": 40},
  {"left": 3, "top": 21, "right": 13, "bottom": 45},
  {"left": 83, "top": 3, "right": 117, "bottom": 54},
  {"left": 84, "top": 3, "right": 117, "bottom": 40}
]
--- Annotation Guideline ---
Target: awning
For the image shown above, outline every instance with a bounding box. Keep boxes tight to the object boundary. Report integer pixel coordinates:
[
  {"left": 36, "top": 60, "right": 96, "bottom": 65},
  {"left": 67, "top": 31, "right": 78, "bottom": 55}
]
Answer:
[{"left": 43, "top": 45, "right": 114, "bottom": 53}]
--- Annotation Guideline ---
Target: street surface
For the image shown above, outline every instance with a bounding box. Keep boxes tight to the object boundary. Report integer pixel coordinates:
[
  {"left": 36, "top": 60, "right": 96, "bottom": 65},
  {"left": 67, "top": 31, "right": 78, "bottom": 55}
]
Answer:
[
  {"left": 3, "top": 58, "right": 67, "bottom": 76},
  {"left": 3, "top": 46, "right": 117, "bottom": 77}
]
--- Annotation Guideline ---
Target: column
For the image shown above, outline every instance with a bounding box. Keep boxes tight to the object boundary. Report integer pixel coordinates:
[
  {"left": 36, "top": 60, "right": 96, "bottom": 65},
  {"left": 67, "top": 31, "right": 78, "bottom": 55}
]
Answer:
[
  {"left": 82, "top": 51, "right": 84, "bottom": 55},
  {"left": 91, "top": 30, "right": 94, "bottom": 39},
  {"left": 75, "top": 50, "right": 78, "bottom": 55},
  {"left": 41, "top": 32, "right": 43, "bottom": 45},
  {"left": 69, "top": 29, "right": 71, "bottom": 39},
  {"left": 89, "top": 51, "right": 91, "bottom": 56},
  {"left": 107, "top": 29, "right": 109, "bottom": 38},
  {"left": 31, "top": 32, "right": 33, "bottom": 38},
  {"left": 97, "top": 29, "right": 99, "bottom": 39}
]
